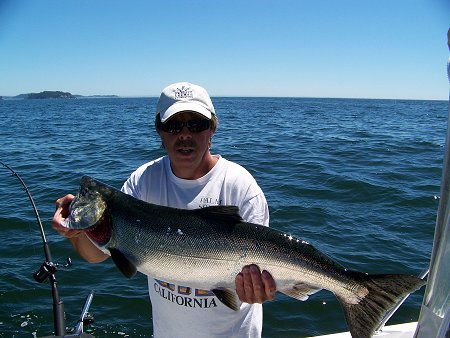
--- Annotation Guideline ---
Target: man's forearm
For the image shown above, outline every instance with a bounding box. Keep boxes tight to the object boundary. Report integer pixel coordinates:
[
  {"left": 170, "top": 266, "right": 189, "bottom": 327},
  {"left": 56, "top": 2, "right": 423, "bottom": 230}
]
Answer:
[{"left": 69, "top": 233, "right": 109, "bottom": 263}]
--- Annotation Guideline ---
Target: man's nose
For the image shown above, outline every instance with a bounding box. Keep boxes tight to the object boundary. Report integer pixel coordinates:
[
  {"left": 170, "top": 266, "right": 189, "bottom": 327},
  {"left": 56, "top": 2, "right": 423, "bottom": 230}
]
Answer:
[{"left": 177, "top": 126, "right": 192, "bottom": 139}]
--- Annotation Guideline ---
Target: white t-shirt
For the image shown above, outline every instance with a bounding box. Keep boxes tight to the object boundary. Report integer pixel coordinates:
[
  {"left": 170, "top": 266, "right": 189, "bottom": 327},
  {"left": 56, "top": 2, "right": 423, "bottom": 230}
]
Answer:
[{"left": 121, "top": 155, "right": 269, "bottom": 338}]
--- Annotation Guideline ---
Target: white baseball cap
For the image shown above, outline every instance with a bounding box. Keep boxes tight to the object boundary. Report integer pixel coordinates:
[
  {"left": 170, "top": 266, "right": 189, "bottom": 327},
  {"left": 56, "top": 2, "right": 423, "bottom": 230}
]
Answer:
[{"left": 156, "top": 82, "right": 216, "bottom": 123}]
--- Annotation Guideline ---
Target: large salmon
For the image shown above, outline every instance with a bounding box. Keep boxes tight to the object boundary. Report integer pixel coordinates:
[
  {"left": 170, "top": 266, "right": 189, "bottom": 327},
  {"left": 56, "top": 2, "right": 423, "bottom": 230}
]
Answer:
[{"left": 65, "top": 176, "right": 425, "bottom": 338}]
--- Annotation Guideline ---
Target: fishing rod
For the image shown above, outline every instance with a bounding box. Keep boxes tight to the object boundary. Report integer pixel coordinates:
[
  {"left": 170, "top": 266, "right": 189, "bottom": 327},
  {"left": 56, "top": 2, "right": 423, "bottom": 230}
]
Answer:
[
  {"left": 0, "top": 161, "right": 66, "bottom": 335},
  {"left": 1, "top": 161, "right": 95, "bottom": 337}
]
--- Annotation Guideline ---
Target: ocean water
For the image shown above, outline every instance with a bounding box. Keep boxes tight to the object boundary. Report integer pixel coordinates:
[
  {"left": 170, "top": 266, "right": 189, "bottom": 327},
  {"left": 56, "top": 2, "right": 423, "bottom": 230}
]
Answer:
[{"left": 0, "top": 97, "right": 447, "bottom": 337}]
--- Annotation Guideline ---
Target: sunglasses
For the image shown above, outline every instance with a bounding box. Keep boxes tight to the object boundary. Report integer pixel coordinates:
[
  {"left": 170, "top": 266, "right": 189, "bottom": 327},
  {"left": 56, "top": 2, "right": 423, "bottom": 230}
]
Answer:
[{"left": 160, "top": 119, "right": 211, "bottom": 134}]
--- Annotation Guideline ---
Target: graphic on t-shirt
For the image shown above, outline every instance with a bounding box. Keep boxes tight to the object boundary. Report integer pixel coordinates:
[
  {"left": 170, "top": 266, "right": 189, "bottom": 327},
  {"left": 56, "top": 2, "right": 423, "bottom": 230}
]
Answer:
[
  {"left": 154, "top": 279, "right": 218, "bottom": 309},
  {"left": 198, "top": 196, "right": 223, "bottom": 208}
]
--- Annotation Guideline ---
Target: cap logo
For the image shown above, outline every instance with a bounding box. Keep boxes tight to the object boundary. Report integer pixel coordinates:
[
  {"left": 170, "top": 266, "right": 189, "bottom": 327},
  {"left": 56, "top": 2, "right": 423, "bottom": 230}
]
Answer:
[{"left": 174, "top": 86, "right": 193, "bottom": 100}]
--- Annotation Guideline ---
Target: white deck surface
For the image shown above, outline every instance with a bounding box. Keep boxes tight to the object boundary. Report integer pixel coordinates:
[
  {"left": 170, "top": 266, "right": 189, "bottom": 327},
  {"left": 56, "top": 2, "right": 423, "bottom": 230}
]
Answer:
[{"left": 307, "top": 322, "right": 418, "bottom": 338}]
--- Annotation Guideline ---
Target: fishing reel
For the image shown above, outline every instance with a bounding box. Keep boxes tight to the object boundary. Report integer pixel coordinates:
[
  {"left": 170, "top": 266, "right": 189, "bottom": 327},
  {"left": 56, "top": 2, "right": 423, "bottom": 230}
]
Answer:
[{"left": 33, "top": 258, "right": 73, "bottom": 283}]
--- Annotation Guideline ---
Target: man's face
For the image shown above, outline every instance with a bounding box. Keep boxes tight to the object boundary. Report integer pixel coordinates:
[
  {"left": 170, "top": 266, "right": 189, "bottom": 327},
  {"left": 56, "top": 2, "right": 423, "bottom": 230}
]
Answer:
[{"left": 159, "top": 111, "right": 215, "bottom": 178}]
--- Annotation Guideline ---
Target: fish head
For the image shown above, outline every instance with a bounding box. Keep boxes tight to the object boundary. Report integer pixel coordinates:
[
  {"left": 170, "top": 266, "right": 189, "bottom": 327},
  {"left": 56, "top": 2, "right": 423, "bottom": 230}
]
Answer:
[
  {"left": 66, "top": 176, "right": 109, "bottom": 230},
  {"left": 67, "top": 190, "right": 107, "bottom": 229},
  {"left": 64, "top": 176, "right": 113, "bottom": 246}
]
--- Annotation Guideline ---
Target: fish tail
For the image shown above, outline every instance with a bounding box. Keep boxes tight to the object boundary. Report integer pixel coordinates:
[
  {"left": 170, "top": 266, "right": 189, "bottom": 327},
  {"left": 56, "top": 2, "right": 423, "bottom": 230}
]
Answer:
[{"left": 339, "top": 272, "right": 425, "bottom": 338}]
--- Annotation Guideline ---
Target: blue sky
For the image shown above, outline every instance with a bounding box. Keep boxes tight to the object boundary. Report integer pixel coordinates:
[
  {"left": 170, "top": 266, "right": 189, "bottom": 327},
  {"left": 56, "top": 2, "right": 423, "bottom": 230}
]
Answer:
[{"left": 0, "top": 0, "right": 448, "bottom": 99}]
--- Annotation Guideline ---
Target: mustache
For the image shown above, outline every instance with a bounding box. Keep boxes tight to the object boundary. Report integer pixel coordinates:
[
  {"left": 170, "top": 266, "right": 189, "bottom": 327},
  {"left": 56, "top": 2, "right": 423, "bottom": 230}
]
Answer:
[{"left": 175, "top": 139, "right": 197, "bottom": 148}]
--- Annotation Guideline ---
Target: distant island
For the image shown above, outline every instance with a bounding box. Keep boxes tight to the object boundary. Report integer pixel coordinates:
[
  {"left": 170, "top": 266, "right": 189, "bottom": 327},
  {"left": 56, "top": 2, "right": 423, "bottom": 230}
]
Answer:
[
  {"left": 27, "top": 91, "right": 75, "bottom": 99},
  {"left": 1, "top": 91, "right": 119, "bottom": 100}
]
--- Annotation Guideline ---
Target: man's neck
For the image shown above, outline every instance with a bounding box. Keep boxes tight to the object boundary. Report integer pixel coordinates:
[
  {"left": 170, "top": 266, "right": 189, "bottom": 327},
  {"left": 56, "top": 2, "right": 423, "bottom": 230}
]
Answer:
[{"left": 170, "top": 154, "right": 219, "bottom": 180}]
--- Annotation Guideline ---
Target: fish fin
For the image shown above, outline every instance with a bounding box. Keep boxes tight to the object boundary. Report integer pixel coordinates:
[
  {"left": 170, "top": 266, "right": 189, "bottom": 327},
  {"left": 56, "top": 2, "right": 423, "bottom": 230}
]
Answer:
[
  {"left": 211, "top": 288, "right": 242, "bottom": 311},
  {"left": 339, "top": 271, "right": 426, "bottom": 338},
  {"left": 279, "top": 283, "right": 321, "bottom": 301},
  {"left": 109, "top": 248, "right": 137, "bottom": 279},
  {"left": 194, "top": 206, "right": 244, "bottom": 224}
]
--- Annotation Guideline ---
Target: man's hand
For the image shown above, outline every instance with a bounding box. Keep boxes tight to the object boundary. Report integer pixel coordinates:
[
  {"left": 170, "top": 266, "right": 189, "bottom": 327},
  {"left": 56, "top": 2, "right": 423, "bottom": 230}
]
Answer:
[
  {"left": 52, "top": 194, "right": 109, "bottom": 263},
  {"left": 52, "top": 194, "right": 83, "bottom": 238},
  {"left": 235, "top": 264, "right": 276, "bottom": 303}
]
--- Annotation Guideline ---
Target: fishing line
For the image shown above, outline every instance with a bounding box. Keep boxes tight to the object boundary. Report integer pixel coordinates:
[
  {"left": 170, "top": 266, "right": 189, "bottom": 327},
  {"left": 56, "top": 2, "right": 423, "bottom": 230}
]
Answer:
[
  {"left": 0, "top": 161, "right": 47, "bottom": 244},
  {"left": 0, "top": 162, "right": 45, "bottom": 261}
]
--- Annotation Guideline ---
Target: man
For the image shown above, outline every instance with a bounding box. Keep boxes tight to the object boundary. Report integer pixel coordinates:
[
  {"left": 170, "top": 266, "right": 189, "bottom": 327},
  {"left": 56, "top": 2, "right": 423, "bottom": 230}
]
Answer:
[{"left": 52, "top": 82, "right": 276, "bottom": 337}]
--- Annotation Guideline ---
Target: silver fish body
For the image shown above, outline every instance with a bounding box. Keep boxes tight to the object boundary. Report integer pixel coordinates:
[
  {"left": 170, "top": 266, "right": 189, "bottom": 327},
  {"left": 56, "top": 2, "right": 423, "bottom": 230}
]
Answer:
[{"left": 67, "top": 176, "right": 425, "bottom": 338}]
